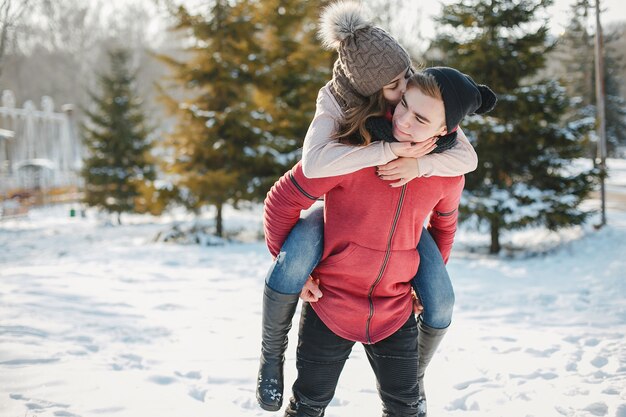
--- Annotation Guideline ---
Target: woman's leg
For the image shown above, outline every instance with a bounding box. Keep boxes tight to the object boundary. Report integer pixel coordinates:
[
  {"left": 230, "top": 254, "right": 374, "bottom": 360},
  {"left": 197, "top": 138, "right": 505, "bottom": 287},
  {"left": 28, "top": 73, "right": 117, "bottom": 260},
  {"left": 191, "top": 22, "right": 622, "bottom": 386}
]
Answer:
[
  {"left": 257, "top": 204, "right": 325, "bottom": 411},
  {"left": 285, "top": 303, "right": 354, "bottom": 417},
  {"left": 411, "top": 228, "right": 454, "bottom": 417},
  {"left": 412, "top": 228, "right": 454, "bottom": 329},
  {"left": 265, "top": 204, "right": 324, "bottom": 293},
  {"left": 364, "top": 313, "right": 419, "bottom": 417}
]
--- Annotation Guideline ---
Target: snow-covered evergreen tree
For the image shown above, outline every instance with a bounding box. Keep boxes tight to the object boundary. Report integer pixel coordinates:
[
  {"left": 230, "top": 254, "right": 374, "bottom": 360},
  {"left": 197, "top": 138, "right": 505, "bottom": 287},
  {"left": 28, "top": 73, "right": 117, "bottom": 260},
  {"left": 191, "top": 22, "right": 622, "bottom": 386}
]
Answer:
[
  {"left": 554, "top": 0, "right": 626, "bottom": 156},
  {"left": 549, "top": 0, "right": 597, "bottom": 161},
  {"left": 158, "top": 0, "right": 333, "bottom": 236},
  {"left": 556, "top": 0, "right": 595, "bottom": 107},
  {"left": 430, "top": 0, "right": 598, "bottom": 253},
  {"left": 252, "top": 0, "right": 333, "bottom": 193},
  {"left": 157, "top": 1, "right": 267, "bottom": 236},
  {"left": 82, "top": 49, "right": 156, "bottom": 224}
]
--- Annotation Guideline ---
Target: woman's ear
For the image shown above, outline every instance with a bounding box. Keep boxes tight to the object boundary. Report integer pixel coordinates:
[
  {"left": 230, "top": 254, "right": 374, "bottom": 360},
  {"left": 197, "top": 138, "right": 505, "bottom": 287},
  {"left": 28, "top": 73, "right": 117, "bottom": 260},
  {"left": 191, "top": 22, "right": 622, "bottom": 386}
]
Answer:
[{"left": 438, "top": 126, "right": 448, "bottom": 137}]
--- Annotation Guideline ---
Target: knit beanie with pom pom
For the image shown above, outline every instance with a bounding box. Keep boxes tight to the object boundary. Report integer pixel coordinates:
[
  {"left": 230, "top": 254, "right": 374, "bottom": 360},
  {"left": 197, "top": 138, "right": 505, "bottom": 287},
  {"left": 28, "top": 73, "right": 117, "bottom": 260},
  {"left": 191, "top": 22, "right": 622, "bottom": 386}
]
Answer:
[
  {"left": 318, "top": 1, "right": 412, "bottom": 111},
  {"left": 423, "top": 67, "right": 498, "bottom": 133}
]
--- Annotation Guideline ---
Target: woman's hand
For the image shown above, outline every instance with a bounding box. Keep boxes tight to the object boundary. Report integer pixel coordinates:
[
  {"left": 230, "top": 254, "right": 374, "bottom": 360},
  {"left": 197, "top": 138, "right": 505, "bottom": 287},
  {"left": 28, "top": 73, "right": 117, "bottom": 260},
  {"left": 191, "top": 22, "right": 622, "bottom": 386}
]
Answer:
[
  {"left": 389, "top": 138, "right": 437, "bottom": 158},
  {"left": 377, "top": 157, "right": 420, "bottom": 187},
  {"left": 300, "top": 277, "right": 323, "bottom": 302}
]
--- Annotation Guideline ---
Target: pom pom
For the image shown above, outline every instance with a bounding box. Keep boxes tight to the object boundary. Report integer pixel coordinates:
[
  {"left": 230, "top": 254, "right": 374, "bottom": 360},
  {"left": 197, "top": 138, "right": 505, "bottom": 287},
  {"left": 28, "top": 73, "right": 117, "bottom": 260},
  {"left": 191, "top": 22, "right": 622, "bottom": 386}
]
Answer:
[
  {"left": 318, "top": 1, "right": 371, "bottom": 50},
  {"left": 476, "top": 85, "right": 497, "bottom": 114}
]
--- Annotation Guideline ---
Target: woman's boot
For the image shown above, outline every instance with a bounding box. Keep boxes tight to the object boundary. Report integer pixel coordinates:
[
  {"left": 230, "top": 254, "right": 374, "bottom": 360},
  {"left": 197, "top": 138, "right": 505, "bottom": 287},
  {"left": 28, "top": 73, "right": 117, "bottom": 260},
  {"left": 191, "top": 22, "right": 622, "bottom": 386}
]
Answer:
[
  {"left": 417, "top": 318, "right": 449, "bottom": 417},
  {"left": 256, "top": 284, "right": 300, "bottom": 411}
]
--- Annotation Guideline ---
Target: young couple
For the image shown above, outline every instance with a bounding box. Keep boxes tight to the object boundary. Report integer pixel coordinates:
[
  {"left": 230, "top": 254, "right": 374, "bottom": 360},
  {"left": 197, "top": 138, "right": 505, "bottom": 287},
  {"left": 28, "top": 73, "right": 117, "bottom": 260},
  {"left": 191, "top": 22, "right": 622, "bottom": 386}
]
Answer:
[{"left": 256, "top": 2, "right": 496, "bottom": 416}]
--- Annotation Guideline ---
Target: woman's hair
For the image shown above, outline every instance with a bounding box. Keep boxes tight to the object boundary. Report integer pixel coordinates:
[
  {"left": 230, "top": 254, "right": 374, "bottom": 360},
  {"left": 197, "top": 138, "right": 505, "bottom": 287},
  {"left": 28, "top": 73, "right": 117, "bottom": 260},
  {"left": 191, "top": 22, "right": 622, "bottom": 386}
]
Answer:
[
  {"left": 332, "top": 69, "right": 443, "bottom": 147},
  {"left": 333, "top": 89, "right": 388, "bottom": 146}
]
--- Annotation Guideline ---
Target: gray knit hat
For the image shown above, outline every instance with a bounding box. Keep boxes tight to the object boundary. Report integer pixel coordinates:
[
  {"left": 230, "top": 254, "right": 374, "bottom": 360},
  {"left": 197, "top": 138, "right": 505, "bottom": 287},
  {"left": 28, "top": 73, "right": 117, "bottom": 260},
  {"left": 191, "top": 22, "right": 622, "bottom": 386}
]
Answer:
[{"left": 319, "top": 1, "right": 411, "bottom": 111}]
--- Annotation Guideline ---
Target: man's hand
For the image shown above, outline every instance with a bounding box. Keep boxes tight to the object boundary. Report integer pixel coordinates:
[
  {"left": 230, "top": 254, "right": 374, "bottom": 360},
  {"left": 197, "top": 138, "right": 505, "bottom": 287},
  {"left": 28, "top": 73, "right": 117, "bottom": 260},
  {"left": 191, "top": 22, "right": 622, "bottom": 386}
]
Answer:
[
  {"left": 300, "top": 277, "right": 323, "bottom": 302},
  {"left": 412, "top": 290, "right": 424, "bottom": 315},
  {"left": 389, "top": 137, "right": 437, "bottom": 158},
  {"left": 377, "top": 157, "right": 420, "bottom": 187}
]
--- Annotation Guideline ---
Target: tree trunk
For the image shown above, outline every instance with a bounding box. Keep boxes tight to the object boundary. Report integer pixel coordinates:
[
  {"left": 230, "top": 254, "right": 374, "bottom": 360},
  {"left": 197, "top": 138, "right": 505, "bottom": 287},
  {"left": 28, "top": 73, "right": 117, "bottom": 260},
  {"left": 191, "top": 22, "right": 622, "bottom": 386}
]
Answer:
[
  {"left": 117, "top": 211, "right": 122, "bottom": 225},
  {"left": 490, "top": 216, "right": 500, "bottom": 254},
  {"left": 215, "top": 203, "right": 223, "bottom": 237},
  {"left": 0, "top": 4, "right": 11, "bottom": 78}
]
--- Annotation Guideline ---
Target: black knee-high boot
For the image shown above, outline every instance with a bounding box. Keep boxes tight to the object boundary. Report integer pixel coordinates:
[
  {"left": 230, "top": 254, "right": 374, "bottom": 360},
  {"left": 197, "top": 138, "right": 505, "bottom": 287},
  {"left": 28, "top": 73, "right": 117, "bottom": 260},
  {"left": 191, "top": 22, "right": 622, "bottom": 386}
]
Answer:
[
  {"left": 417, "top": 318, "right": 448, "bottom": 417},
  {"left": 256, "top": 284, "right": 300, "bottom": 411}
]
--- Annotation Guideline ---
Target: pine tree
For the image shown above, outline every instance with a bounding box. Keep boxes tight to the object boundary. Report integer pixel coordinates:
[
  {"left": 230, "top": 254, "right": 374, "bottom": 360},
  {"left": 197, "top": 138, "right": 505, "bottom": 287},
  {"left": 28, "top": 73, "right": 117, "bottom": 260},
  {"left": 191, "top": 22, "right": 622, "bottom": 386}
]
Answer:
[
  {"left": 252, "top": 0, "right": 334, "bottom": 193},
  {"left": 554, "top": 1, "right": 626, "bottom": 156},
  {"left": 157, "top": 1, "right": 266, "bottom": 236},
  {"left": 555, "top": 0, "right": 595, "bottom": 107},
  {"left": 82, "top": 49, "right": 156, "bottom": 224},
  {"left": 429, "top": 0, "right": 597, "bottom": 253},
  {"left": 158, "top": 0, "right": 334, "bottom": 236}
]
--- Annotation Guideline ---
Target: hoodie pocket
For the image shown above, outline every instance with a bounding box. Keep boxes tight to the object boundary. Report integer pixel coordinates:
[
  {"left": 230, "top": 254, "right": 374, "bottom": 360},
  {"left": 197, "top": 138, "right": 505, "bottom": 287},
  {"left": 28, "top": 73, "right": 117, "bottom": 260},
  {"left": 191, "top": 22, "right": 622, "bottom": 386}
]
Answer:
[
  {"left": 317, "top": 242, "right": 418, "bottom": 282},
  {"left": 317, "top": 242, "right": 359, "bottom": 268}
]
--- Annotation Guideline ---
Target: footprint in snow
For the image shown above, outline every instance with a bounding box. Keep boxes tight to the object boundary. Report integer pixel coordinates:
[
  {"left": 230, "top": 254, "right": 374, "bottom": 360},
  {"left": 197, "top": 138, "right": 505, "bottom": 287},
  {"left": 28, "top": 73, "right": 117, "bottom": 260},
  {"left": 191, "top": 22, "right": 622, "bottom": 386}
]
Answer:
[
  {"left": 583, "top": 402, "right": 608, "bottom": 416},
  {"left": 110, "top": 353, "right": 145, "bottom": 371},
  {"left": 188, "top": 387, "right": 207, "bottom": 402},
  {"left": 147, "top": 375, "right": 177, "bottom": 385},
  {"left": 453, "top": 377, "right": 489, "bottom": 390},
  {"left": 9, "top": 393, "right": 71, "bottom": 411},
  {"left": 175, "top": 370, "right": 202, "bottom": 379},
  {"left": 590, "top": 356, "right": 609, "bottom": 368},
  {"left": 445, "top": 389, "right": 481, "bottom": 412}
]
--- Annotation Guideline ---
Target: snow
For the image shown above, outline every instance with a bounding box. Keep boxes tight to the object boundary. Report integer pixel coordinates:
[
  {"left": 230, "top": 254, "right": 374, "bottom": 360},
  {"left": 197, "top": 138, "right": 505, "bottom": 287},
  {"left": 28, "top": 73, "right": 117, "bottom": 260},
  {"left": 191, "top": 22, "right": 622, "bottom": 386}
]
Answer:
[{"left": 2, "top": 162, "right": 626, "bottom": 417}]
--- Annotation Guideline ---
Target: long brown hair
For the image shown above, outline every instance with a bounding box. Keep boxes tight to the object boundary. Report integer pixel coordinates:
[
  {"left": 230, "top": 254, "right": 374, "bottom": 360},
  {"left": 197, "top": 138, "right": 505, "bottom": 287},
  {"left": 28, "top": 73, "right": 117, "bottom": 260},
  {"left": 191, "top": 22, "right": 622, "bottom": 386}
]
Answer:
[{"left": 333, "top": 89, "right": 388, "bottom": 146}]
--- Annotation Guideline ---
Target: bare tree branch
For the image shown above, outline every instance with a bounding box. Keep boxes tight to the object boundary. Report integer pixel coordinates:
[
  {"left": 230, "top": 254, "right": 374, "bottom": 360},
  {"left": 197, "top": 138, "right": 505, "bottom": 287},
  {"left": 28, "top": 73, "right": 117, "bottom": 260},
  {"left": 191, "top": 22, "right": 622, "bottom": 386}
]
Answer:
[{"left": 0, "top": 0, "right": 34, "bottom": 75}]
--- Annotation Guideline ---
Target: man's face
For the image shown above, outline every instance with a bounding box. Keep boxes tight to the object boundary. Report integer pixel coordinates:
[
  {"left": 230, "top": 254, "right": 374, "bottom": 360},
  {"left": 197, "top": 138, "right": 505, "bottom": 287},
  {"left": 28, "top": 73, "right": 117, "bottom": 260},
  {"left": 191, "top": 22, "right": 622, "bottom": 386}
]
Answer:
[
  {"left": 391, "top": 87, "right": 447, "bottom": 143},
  {"left": 382, "top": 68, "right": 411, "bottom": 105}
]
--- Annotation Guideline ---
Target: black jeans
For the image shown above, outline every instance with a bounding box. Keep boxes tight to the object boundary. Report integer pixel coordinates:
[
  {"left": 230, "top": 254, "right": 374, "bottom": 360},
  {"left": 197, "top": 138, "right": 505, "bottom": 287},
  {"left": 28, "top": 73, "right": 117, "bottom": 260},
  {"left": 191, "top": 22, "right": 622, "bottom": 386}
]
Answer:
[{"left": 284, "top": 303, "right": 419, "bottom": 417}]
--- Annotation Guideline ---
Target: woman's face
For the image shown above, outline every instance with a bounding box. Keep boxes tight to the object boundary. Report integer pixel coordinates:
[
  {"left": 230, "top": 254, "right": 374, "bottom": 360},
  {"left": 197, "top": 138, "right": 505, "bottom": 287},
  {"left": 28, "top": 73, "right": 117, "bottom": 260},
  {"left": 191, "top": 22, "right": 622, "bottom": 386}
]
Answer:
[
  {"left": 392, "top": 86, "right": 447, "bottom": 143},
  {"left": 382, "top": 69, "right": 411, "bottom": 104}
]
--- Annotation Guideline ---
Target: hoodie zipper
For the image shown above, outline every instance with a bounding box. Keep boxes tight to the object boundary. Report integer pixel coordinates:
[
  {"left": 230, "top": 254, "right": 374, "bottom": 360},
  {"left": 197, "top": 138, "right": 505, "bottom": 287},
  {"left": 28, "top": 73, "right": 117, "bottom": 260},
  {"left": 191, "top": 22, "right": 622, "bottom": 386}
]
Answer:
[{"left": 365, "top": 184, "right": 407, "bottom": 344}]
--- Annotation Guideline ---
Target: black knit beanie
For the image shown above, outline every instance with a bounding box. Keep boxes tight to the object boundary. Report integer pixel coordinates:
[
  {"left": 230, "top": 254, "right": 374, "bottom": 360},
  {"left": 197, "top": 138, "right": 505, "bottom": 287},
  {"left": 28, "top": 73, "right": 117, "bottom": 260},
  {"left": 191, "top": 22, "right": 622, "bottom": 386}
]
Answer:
[{"left": 423, "top": 67, "right": 497, "bottom": 133}]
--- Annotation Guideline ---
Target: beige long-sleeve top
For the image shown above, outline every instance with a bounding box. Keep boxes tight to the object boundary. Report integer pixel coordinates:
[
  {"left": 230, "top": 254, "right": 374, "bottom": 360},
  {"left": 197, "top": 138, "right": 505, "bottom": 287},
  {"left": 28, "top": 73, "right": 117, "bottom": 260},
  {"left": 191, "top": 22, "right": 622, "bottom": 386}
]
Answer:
[{"left": 301, "top": 82, "right": 478, "bottom": 179}]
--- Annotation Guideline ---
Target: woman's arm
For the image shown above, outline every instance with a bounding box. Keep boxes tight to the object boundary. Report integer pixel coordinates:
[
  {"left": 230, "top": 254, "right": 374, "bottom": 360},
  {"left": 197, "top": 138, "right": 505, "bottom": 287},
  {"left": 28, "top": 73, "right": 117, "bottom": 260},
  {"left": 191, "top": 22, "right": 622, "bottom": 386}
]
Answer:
[
  {"left": 301, "top": 85, "right": 398, "bottom": 179},
  {"left": 264, "top": 161, "right": 342, "bottom": 257},
  {"left": 415, "top": 128, "right": 478, "bottom": 177},
  {"left": 377, "top": 128, "right": 478, "bottom": 186},
  {"left": 427, "top": 176, "right": 465, "bottom": 263}
]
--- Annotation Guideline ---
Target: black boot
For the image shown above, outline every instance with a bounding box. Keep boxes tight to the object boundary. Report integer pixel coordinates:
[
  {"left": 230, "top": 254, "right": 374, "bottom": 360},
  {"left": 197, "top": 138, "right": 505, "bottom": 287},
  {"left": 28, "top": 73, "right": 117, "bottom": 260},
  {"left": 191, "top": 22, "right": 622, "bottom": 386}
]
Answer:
[
  {"left": 256, "top": 285, "right": 300, "bottom": 411},
  {"left": 417, "top": 318, "right": 448, "bottom": 417},
  {"left": 284, "top": 397, "right": 326, "bottom": 417}
]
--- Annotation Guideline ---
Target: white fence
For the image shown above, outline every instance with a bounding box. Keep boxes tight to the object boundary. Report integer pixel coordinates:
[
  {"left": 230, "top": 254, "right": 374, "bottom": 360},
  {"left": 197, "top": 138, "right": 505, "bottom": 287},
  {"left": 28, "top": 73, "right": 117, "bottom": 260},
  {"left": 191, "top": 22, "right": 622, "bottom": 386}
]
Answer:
[{"left": 0, "top": 90, "right": 82, "bottom": 196}]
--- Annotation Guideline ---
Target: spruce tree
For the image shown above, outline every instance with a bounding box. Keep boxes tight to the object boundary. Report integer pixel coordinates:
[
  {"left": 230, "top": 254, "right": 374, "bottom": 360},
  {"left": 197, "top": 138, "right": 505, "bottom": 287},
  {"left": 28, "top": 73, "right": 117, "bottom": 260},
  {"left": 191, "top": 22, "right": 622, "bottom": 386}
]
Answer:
[
  {"left": 158, "top": 0, "right": 334, "bottom": 236},
  {"left": 252, "top": 0, "right": 334, "bottom": 193},
  {"left": 82, "top": 49, "right": 155, "bottom": 224},
  {"left": 554, "top": 1, "right": 626, "bottom": 155},
  {"left": 556, "top": 0, "right": 595, "bottom": 107},
  {"left": 430, "top": 0, "right": 597, "bottom": 253},
  {"left": 158, "top": 1, "right": 266, "bottom": 236}
]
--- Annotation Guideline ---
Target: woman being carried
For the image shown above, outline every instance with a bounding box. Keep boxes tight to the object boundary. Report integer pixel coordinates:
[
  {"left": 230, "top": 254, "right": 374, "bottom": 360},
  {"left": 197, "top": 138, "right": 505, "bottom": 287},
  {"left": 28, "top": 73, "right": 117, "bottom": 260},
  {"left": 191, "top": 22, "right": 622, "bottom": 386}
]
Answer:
[
  {"left": 264, "top": 67, "right": 496, "bottom": 416},
  {"left": 257, "top": 2, "right": 479, "bottom": 414}
]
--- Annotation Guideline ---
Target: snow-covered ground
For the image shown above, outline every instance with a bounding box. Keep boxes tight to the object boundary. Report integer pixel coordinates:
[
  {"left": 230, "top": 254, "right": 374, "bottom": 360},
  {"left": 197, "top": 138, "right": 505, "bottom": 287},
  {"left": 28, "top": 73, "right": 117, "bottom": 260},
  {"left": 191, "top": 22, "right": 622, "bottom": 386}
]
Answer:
[{"left": 2, "top": 160, "right": 626, "bottom": 417}]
